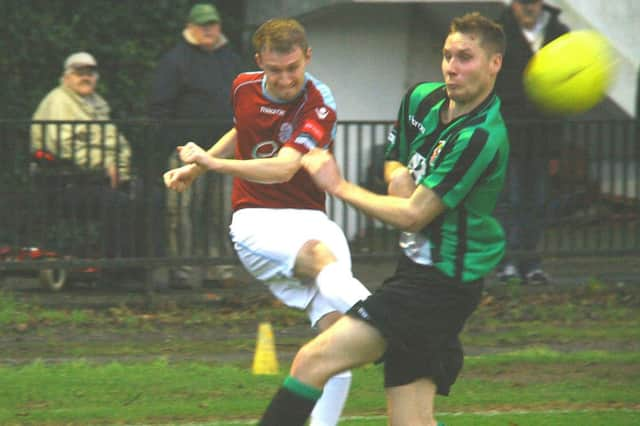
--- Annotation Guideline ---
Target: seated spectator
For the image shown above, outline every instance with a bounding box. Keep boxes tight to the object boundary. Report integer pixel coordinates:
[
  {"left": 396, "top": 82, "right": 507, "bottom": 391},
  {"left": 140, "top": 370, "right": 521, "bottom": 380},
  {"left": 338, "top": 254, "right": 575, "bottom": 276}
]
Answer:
[
  {"left": 31, "top": 52, "right": 131, "bottom": 189},
  {"left": 30, "top": 52, "right": 139, "bottom": 260}
]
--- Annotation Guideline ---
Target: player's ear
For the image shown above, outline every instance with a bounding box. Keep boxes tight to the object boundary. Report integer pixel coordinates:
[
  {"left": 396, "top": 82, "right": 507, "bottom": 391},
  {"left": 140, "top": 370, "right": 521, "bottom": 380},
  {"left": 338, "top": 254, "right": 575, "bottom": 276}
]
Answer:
[
  {"left": 490, "top": 52, "right": 502, "bottom": 76},
  {"left": 305, "top": 47, "right": 312, "bottom": 63},
  {"left": 255, "top": 52, "right": 263, "bottom": 68}
]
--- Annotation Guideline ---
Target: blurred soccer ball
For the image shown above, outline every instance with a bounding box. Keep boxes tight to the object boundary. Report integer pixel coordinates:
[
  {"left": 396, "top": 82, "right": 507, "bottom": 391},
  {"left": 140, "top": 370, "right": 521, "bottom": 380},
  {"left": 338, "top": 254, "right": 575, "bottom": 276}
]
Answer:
[{"left": 523, "top": 30, "right": 615, "bottom": 115}]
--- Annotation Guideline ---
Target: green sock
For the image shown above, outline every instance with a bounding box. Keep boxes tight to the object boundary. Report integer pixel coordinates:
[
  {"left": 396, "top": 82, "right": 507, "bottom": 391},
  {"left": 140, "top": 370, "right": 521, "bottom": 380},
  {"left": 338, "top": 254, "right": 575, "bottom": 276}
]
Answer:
[{"left": 283, "top": 376, "right": 323, "bottom": 400}]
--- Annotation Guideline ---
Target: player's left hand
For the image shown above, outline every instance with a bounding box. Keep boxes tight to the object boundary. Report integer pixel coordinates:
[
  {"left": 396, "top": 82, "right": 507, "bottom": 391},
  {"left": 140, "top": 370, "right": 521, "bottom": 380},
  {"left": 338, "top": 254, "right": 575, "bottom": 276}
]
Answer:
[
  {"left": 178, "top": 141, "right": 206, "bottom": 165},
  {"left": 387, "top": 166, "right": 416, "bottom": 198},
  {"left": 301, "top": 148, "right": 344, "bottom": 194}
]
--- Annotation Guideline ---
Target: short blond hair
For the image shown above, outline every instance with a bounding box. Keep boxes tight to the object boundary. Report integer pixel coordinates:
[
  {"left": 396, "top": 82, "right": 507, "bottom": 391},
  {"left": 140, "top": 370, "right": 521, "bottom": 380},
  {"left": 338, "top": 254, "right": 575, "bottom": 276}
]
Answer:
[{"left": 252, "top": 18, "right": 308, "bottom": 54}]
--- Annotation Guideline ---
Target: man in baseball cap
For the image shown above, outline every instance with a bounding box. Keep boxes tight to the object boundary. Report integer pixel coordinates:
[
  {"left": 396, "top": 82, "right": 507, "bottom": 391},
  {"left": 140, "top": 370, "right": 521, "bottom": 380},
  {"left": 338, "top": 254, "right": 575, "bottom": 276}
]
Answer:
[
  {"left": 187, "top": 3, "right": 220, "bottom": 25},
  {"left": 149, "top": 3, "right": 241, "bottom": 288},
  {"left": 184, "top": 4, "right": 223, "bottom": 51}
]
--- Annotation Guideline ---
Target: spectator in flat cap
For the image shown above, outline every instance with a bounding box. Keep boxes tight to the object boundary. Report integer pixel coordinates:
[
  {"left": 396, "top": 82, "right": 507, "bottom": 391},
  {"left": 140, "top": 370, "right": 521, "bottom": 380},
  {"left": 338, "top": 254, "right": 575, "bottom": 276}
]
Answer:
[
  {"left": 30, "top": 52, "right": 141, "bottom": 261},
  {"left": 32, "top": 51, "right": 131, "bottom": 188}
]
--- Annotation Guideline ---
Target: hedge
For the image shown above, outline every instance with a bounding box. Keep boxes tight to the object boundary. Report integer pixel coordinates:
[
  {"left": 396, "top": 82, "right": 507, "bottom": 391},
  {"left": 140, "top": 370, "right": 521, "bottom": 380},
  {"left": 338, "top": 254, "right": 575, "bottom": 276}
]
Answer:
[{"left": 2, "top": 0, "right": 247, "bottom": 120}]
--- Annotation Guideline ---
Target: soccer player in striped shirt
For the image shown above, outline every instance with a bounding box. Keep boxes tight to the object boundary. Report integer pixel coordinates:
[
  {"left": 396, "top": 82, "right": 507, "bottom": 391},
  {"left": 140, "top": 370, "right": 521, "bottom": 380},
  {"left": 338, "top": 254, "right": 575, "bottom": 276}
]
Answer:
[{"left": 259, "top": 12, "right": 509, "bottom": 426}]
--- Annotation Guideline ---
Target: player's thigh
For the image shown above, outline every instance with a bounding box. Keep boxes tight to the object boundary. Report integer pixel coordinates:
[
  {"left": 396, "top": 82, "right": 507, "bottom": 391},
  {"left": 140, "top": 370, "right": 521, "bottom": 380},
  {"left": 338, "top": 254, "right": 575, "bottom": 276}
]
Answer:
[
  {"left": 230, "top": 209, "right": 306, "bottom": 281},
  {"left": 230, "top": 209, "right": 351, "bottom": 281},
  {"left": 385, "top": 378, "right": 437, "bottom": 426},
  {"left": 310, "top": 217, "right": 352, "bottom": 267},
  {"left": 292, "top": 316, "right": 386, "bottom": 385}
]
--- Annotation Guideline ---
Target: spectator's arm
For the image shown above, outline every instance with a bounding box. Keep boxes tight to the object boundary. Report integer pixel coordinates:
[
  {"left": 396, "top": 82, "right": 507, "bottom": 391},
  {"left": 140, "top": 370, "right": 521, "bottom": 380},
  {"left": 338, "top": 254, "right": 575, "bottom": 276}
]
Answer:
[{"left": 98, "top": 124, "right": 132, "bottom": 186}]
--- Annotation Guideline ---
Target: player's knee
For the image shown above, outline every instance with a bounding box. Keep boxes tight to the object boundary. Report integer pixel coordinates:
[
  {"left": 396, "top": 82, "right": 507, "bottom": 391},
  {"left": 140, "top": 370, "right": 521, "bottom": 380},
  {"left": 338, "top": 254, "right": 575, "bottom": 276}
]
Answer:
[
  {"left": 291, "top": 342, "right": 333, "bottom": 386},
  {"left": 294, "top": 240, "right": 337, "bottom": 279}
]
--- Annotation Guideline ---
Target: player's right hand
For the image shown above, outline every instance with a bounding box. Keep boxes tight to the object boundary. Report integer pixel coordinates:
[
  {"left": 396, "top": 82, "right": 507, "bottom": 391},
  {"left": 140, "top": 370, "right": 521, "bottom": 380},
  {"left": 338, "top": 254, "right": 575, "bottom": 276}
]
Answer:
[
  {"left": 178, "top": 141, "right": 206, "bottom": 165},
  {"left": 301, "top": 148, "right": 344, "bottom": 195},
  {"left": 163, "top": 164, "right": 197, "bottom": 192}
]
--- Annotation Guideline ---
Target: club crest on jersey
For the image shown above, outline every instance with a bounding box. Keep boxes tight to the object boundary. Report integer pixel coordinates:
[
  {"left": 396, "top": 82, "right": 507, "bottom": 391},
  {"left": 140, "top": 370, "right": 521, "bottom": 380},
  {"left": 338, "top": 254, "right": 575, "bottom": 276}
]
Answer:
[
  {"left": 429, "top": 140, "right": 447, "bottom": 167},
  {"left": 278, "top": 122, "right": 293, "bottom": 143},
  {"left": 315, "top": 107, "right": 329, "bottom": 120}
]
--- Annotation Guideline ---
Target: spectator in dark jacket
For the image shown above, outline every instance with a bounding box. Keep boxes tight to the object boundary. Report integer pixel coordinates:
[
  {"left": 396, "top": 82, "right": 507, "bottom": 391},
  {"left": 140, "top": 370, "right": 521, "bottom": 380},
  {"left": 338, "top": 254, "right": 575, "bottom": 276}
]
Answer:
[
  {"left": 495, "top": 0, "right": 569, "bottom": 285},
  {"left": 149, "top": 3, "right": 242, "bottom": 288},
  {"left": 636, "top": 67, "right": 639, "bottom": 134}
]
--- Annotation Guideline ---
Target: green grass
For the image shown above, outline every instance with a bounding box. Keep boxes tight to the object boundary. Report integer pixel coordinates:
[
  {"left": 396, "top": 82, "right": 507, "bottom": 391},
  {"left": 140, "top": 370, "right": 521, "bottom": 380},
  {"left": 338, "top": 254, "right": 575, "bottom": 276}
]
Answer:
[
  {"left": 2, "top": 285, "right": 638, "bottom": 425},
  {"left": 1, "top": 349, "right": 638, "bottom": 425}
]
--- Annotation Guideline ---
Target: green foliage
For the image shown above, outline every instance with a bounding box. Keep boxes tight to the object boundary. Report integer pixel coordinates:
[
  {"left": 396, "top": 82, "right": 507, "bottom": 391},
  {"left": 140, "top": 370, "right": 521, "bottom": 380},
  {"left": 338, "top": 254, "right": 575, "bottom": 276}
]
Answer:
[{"left": 2, "top": 1, "right": 246, "bottom": 120}]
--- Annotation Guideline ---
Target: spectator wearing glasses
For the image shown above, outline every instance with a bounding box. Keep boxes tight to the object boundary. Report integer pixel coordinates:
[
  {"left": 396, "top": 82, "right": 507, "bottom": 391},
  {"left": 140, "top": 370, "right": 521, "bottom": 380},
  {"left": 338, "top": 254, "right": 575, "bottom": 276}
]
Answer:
[
  {"left": 32, "top": 51, "right": 131, "bottom": 189},
  {"left": 30, "top": 52, "right": 149, "bottom": 264}
]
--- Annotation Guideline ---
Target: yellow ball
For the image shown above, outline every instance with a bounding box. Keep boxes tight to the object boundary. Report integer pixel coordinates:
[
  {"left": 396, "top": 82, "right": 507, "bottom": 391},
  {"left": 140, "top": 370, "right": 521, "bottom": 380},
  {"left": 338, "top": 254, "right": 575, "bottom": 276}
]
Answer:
[{"left": 523, "top": 30, "right": 615, "bottom": 115}]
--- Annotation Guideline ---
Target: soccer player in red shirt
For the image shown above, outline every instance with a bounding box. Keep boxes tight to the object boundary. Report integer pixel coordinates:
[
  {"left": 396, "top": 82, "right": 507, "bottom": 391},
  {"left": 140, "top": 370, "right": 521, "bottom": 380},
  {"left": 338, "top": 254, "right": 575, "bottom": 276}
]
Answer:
[{"left": 163, "top": 18, "right": 370, "bottom": 426}]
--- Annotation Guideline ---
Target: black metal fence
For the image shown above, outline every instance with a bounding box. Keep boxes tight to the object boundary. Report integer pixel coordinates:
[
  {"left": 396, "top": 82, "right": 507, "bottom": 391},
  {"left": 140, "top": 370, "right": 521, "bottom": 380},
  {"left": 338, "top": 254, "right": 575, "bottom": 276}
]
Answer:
[{"left": 1, "top": 118, "right": 638, "bottom": 282}]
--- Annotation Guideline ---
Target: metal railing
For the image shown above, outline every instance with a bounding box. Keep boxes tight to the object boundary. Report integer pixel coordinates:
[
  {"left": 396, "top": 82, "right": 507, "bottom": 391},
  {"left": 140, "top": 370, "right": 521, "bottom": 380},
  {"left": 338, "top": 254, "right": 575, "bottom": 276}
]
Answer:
[{"left": 1, "top": 118, "right": 638, "bottom": 280}]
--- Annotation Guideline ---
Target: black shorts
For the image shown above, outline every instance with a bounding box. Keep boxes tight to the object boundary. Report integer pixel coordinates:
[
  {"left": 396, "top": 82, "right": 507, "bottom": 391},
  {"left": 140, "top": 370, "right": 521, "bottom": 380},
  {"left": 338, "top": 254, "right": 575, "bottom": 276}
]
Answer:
[{"left": 347, "top": 255, "right": 483, "bottom": 395}]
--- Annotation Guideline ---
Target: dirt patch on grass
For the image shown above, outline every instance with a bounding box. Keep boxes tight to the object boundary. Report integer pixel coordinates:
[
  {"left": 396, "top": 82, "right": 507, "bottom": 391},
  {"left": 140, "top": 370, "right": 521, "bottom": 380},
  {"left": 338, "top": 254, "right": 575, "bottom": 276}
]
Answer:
[{"left": 2, "top": 259, "right": 640, "bottom": 365}]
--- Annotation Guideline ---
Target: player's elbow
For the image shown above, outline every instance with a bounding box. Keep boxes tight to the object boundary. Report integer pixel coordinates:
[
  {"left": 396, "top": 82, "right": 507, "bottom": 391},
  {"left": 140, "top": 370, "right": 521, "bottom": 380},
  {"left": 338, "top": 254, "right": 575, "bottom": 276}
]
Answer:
[
  {"left": 401, "top": 203, "right": 435, "bottom": 232},
  {"left": 402, "top": 215, "right": 424, "bottom": 233}
]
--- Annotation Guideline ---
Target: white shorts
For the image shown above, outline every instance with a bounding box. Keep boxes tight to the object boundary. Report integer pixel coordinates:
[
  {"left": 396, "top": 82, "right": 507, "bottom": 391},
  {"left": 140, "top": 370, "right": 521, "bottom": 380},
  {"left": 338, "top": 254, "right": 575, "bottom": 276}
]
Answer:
[{"left": 230, "top": 208, "right": 354, "bottom": 326}]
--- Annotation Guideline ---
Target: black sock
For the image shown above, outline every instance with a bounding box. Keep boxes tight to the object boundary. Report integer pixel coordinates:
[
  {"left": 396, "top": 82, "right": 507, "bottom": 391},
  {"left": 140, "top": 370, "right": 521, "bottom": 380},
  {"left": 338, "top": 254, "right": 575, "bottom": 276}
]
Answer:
[{"left": 259, "top": 376, "right": 322, "bottom": 426}]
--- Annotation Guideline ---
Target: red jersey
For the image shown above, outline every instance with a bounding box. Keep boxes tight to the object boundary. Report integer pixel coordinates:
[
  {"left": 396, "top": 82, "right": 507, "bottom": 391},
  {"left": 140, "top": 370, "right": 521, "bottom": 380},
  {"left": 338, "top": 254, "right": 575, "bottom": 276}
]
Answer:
[{"left": 230, "top": 71, "right": 337, "bottom": 212}]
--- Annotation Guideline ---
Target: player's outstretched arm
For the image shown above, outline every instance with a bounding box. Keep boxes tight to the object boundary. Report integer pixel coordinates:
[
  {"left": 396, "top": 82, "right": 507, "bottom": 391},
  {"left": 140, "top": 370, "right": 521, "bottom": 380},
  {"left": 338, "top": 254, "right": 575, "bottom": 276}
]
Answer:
[
  {"left": 205, "top": 128, "right": 237, "bottom": 159},
  {"left": 179, "top": 140, "right": 304, "bottom": 184},
  {"left": 164, "top": 127, "right": 238, "bottom": 192},
  {"left": 302, "top": 149, "right": 445, "bottom": 231}
]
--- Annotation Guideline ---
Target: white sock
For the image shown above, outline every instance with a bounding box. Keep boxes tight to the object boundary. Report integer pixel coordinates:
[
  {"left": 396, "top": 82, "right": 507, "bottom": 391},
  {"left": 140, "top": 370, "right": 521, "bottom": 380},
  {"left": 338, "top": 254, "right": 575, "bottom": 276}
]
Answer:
[
  {"left": 310, "top": 370, "right": 352, "bottom": 426},
  {"left": 315, "top": 262, "right": 370, "bottom": 313}
]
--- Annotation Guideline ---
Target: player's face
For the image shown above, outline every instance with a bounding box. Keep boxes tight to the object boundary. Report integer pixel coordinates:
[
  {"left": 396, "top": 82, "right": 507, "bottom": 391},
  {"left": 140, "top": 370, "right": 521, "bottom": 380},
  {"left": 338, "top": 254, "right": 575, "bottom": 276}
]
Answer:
[
  {"left": 441, "top": 32, "right": 501, "bottom": 106},
  {"left": 256, "top": 46, "right": 311, "bottom": 102},
  {"left": 512, "top": 0, "right": 543, "bottom": 30}
]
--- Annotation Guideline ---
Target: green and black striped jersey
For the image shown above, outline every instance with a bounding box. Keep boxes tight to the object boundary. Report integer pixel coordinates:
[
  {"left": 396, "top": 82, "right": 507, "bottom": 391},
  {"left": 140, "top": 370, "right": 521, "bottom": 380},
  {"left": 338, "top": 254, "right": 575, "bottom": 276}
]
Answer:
[{"left": 386, "top": 82, "right": 509, "bottom": 282}]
